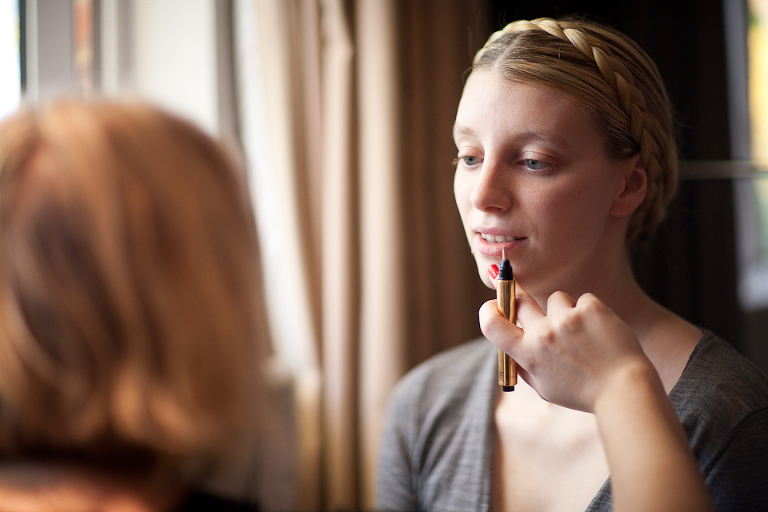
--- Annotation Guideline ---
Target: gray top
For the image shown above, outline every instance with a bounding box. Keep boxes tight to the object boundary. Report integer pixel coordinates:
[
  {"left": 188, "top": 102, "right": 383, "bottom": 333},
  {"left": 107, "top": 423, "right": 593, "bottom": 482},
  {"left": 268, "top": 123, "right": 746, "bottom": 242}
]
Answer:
[{"left": 376, "top": 331, "right": 768, "bottom": 511}]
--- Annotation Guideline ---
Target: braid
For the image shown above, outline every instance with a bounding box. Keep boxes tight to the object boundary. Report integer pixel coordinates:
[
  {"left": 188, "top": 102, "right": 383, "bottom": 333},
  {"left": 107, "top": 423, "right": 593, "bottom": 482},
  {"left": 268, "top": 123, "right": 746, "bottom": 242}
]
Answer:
[{"left": 474, "top": 18, "right": 677, "bottom": 243}]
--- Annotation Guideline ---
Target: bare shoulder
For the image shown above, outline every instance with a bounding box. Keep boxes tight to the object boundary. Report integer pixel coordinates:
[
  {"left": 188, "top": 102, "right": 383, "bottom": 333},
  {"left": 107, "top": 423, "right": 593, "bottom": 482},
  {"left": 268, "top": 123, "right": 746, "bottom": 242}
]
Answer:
[{"left": 641, "top": 306, "right": 703, "bottom": 392}]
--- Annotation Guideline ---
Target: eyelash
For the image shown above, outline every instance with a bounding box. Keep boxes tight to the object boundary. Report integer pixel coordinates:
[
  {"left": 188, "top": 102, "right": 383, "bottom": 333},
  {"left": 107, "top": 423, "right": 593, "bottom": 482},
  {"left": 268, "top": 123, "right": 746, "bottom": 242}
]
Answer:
[
  {"left": 522, "top": 159, "right": 550, "bottom": 172},
  {"left": 454, "top": 155, "right": 479, "bottom": 167},
  {"left": 453, "top": 156, "right": 552, "bottom": 173},
  {"left": 452, "top": 155, "right": 480, "bottom": 167}
]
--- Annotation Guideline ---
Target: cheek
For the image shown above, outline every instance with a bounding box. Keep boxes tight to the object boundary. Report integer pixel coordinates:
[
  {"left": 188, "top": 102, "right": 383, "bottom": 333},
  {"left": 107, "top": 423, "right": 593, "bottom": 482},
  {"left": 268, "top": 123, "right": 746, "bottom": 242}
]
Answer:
[
  {"left": 453, "top": 172, "right": 472, "bottom": 226},
  {"left": 525, "top": 183, "right": 607, "bottom": 238},
  {"left": 548, "top": 194, "right": 614, "bottom": 252}
]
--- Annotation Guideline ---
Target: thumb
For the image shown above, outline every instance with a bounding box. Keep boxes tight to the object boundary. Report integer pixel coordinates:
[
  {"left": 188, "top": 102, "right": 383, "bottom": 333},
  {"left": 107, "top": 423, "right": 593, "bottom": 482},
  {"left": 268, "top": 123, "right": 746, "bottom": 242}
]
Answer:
[
  {"left": 512, "top": 281, "right": 544, "bottom": 329},
  {"left": 479, "top": 299, "right": 522, "bottom": 355}
]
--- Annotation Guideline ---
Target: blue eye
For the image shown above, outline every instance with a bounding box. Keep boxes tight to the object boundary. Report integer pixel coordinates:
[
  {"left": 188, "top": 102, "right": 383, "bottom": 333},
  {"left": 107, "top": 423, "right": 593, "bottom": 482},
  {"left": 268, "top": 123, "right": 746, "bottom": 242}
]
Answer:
[
  {"left": 462, "top": 156, "right": 479, "bottom": 166},
  {"left": 524, "top": 159, "right": 548, "bottom": 171}
]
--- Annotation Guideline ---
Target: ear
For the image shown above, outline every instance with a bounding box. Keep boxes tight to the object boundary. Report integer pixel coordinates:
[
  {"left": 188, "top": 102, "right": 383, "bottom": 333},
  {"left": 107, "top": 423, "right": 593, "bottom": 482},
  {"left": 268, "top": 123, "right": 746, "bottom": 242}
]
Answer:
[{"left": 610, "top": 154, "right": 647, "bottom": 217}]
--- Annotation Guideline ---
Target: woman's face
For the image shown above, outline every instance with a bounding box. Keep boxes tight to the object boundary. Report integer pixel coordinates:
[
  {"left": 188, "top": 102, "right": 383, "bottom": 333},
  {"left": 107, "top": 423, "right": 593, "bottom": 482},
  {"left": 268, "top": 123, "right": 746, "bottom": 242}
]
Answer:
[{"left": 453, "top": 71, "right": 633, "bottom": 296}]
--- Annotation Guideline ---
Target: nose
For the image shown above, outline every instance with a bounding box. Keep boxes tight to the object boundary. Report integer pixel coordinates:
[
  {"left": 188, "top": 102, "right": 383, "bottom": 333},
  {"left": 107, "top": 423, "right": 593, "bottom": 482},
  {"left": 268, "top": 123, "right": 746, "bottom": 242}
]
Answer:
[{"left": 469, "top": 158, "right": 512, "bottom": 213}]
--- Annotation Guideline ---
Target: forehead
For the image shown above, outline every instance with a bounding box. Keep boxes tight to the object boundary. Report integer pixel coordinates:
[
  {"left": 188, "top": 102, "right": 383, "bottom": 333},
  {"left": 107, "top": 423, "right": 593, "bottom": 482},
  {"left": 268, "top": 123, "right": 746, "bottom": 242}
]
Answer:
[{"left": 453, "top": 71, "right": 600, "bottom": 149}]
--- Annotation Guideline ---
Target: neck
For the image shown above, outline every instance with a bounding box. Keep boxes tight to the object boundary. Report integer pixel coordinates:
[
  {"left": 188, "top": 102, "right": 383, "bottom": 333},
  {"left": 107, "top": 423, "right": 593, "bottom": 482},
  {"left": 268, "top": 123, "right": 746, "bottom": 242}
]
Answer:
[
  {"left": 527, "top": 244, "right": 700, "bottom": 391},
  {"left": 532, "top": 246, "right": 644, "bottom": 316},
  {"left": 529, "top": 246, "right": 674, "bottom": 345}
]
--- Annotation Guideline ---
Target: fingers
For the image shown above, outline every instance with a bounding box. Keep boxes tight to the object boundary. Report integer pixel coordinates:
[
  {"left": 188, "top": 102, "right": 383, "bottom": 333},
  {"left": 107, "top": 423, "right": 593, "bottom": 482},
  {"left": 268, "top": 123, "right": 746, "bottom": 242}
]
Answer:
[
  {"left": 575, "top": 292, "right": 607, "bottom": 314},
  {"left": 512, "top": 282, "right": 544, "bottom": 328},
  {"left": 546, "top": 290, "right": 577, "bottom": 314},
  {"left": 480, "top": 285, "right": 648, "bottom": 411}
]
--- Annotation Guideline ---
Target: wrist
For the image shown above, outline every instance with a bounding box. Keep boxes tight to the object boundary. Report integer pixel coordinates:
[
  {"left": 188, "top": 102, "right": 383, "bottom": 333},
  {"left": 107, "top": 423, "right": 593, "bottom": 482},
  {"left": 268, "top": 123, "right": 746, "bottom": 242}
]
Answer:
[{"left": 593, "top": 357, "right": 661, "bottom": 417}]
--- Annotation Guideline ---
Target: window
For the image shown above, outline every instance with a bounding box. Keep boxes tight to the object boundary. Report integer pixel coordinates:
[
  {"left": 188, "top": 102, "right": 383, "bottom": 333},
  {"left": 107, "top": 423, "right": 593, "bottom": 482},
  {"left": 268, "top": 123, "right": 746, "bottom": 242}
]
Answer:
[
  {"left": 0, "top": 0, "right": 21, "bottom": 119},
  {"left": 749, "top": 0, "right": 768, "bottom": 256},
  {"left": 732, "top": 0, "right": 768, "bottom": 309}
]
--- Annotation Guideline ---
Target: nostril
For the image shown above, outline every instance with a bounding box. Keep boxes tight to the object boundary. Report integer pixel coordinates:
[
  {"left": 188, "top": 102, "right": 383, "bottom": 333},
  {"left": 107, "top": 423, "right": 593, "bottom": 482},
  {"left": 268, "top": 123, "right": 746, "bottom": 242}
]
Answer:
[{"left": 469, "top": 169, "right": 511, "bottom": 212}]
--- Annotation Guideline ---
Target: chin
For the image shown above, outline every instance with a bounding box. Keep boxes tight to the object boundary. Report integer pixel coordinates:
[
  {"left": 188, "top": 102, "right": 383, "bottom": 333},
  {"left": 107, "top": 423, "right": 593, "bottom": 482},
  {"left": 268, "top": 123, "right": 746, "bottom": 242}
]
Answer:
[{"left": 475, "top": 260, "right": 495, "bottom": 289}]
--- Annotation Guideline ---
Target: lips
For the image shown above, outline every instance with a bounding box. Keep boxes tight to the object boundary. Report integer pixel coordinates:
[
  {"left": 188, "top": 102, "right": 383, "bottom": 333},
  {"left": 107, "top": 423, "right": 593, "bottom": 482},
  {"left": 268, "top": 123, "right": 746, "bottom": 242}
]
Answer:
[{"left": 474, "top": 230, "right": 526, "bottom": 257}]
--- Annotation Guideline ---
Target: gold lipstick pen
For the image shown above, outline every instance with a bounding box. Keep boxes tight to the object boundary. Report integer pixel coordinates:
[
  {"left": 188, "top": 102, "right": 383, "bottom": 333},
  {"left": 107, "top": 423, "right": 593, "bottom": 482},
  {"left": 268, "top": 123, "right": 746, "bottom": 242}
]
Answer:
[{"left": 497, "top": 248, "right": 517, "bottom": 391}]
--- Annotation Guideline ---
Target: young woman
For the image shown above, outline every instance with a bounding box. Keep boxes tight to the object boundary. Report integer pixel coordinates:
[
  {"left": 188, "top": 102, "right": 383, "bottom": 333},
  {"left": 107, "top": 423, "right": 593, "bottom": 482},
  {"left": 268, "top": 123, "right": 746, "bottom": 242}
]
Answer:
[
  {"left": 376, "top": 17, "right": 768, "bottom": 512},
  {"left": 0, "top": 100, "right": 265, "bottom": 511}
]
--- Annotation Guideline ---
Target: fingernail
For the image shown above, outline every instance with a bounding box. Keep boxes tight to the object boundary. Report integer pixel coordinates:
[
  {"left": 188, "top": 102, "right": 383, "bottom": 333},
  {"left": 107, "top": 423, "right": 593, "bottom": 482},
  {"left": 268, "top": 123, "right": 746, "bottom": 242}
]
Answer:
[{"left": 488, "top": 264, "right": 499, "bottom": 280}]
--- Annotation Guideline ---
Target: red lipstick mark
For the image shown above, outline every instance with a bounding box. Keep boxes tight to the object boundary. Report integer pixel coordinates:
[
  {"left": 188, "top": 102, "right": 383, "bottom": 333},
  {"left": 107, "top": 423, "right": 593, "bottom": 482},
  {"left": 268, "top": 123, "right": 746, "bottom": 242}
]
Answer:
[{"left": 488, "top": 264, "right": 499, "bottom": 280}]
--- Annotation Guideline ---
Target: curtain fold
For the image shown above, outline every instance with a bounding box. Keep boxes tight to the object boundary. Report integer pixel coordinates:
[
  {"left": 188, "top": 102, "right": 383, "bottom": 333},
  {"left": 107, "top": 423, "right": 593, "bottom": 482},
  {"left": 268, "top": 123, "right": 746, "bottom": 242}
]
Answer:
[
  {"left": 320, "top": 0, "right": 359, "bottom": 508},
  {"left": 355, "top": 2, "right": 406, "bottom": 507},
  {"left": 234, "top": 2, "right": 322, "bottom": 510},
  {"left": 234, "top": 1, "right": 491, "bottom": 510}
]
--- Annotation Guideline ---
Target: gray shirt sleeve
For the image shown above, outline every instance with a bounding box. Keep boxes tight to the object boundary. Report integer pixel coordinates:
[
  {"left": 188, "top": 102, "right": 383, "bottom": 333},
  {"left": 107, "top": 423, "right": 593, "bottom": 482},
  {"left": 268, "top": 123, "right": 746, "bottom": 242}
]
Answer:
[
  {"left": 704, "top": 408, "right": 768, "bottom": 511},
  {"left": 377, "top": 372, "right": 421, "bottom": 511},
  {"left": 670, "top": 332, "right": 768, "bottom": 511},
  {"left": 375, "top": 340, "right": 497, "bottom": 512}
]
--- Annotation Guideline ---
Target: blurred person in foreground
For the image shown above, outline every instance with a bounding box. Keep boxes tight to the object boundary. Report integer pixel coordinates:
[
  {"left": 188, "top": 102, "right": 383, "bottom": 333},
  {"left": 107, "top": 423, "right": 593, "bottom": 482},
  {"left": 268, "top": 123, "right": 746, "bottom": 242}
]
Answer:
[{"left": 0, "top": 99, "right": 265, "bottom": 512}]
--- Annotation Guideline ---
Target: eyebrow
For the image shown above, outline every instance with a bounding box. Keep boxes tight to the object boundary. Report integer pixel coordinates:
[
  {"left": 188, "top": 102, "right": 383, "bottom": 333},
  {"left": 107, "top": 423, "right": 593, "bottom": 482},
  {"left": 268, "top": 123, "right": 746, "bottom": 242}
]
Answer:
[
  {"left": 516, "top": 130, "right": 573, "bottom": 150},
  {"left": 453, "top": 124, "right": 574, "bottom": 151},
  {"left": 452, "top": 125, "right": 476, "bottom": 141}
]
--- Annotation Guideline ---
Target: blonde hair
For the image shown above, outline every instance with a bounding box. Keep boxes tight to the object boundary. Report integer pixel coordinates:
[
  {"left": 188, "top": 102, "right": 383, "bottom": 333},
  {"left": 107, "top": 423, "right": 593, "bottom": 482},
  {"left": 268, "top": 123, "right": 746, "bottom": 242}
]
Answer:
[
  {"left": 473, "top": 18, "right": 677, "bottom": 243},
  {"left": 0, "top": 100, "right": 263, "bottom": 475}
]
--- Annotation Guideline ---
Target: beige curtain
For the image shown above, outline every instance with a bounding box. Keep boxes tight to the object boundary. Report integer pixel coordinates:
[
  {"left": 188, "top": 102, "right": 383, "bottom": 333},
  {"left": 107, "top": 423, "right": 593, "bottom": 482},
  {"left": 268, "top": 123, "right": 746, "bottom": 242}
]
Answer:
[{"left": 234, "top": 1, "right": 492, "bottom": 510}]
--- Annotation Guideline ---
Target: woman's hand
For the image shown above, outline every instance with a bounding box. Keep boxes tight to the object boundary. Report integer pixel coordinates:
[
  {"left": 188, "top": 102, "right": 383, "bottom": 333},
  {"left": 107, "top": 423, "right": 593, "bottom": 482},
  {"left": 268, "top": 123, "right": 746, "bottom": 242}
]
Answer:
[
  {"left": 480, "top": 283, "right": 715, "bottom": 512},
  {"left": 479, "top": 284, "right": 652, "bottom": 412}
]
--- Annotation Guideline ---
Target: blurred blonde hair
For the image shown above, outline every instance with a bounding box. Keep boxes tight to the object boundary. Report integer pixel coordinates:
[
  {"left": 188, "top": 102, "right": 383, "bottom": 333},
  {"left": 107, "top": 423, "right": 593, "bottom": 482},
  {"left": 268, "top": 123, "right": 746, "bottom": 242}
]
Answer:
[
  {"left": 0, "top": 100, "right": 264, "bottom": 475},
  {"left": 473, "top": 18, "right": 678, "bottom": 243}
]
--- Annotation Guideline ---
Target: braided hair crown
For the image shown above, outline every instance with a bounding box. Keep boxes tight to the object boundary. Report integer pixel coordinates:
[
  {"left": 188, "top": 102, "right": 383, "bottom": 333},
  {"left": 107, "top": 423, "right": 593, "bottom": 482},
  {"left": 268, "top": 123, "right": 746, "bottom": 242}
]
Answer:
[{"left": 473, "top": 18, "right": 677, "bottom": 243}]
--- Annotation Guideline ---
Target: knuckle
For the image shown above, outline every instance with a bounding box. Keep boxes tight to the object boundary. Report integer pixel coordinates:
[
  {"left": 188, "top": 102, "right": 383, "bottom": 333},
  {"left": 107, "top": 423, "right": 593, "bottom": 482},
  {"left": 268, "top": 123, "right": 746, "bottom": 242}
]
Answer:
[
  {"left": 553, "top": 309, "right": 583, "bottom": 333},
  {"left": 579, "top": 293, "right": 603, "bottom": 313},
  {"left": 536, "top": 324, "right": 557, "bottom": 345}
]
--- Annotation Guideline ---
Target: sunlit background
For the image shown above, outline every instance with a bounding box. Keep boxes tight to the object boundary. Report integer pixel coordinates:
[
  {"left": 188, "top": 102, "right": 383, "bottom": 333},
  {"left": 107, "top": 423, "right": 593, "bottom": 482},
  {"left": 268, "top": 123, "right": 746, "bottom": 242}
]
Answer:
[
  {"left": 734, "top": 0, "right": 768, "bottom": 309},
  {"left": 0, "top": 0, "right": 20, "bottom": 120},
  {"left": 750, "top": 0, "right": 768, "bottom": 256}
]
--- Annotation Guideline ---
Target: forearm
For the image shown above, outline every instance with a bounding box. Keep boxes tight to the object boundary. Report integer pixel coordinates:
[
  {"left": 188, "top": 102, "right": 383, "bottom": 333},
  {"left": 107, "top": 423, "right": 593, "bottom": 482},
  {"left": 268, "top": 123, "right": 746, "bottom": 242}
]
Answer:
[{"left": 593, "top": 362, "right": 714, "bottom": 512}]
